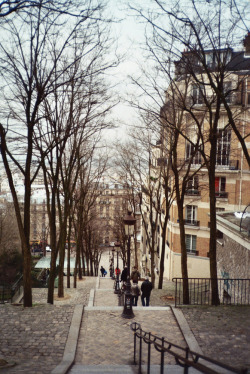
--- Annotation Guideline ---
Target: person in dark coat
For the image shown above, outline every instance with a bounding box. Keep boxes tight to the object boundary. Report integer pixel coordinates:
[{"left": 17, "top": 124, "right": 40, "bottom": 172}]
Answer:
[
  {"left": 131, "top": 267, "right": 140, "bottom": 284},
  {"left": 141, "top": 277, "right": 153, "bottom": 306},
  {"left": 100, "top": 266, "right": 105, "bottom": 277},
  {"left": 121, "top": 266, "right": 128, "bottom": 282}
]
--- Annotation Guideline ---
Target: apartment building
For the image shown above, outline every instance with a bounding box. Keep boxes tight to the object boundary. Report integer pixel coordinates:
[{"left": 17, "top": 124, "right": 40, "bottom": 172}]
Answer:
[
  {"left": 142, "top": 36, "right": 250, "bottom": 281},
  {"left": 94, "top": 182, "right": 129, "bottom": 245}
]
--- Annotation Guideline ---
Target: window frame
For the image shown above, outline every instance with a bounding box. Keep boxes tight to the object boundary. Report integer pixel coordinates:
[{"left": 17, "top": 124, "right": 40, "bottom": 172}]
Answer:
[{"left": 185, "top": 234, "right": 197, "bottom": 254}]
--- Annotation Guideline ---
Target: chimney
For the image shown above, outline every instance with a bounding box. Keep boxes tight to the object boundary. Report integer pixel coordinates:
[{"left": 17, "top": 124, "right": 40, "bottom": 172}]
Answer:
[{"left": 243, "top": 32, "right": 250, "bottom": 56}]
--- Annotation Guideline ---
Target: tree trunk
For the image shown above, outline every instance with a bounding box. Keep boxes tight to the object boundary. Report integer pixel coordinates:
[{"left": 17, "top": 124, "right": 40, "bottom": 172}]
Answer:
[
  {"left": 47, "top": 192, "right": 57, "bottom": 304},
  {"left": 158, "top": 219, "right": 167, "bottom": 289},
  {"left": 208, "top": 136, "right": 220, "bottom": 306},
  {"left": 177, "top": 202, "right": 189, "bottom": 305},
  {"left": 67, "top": 235, "right": 71, "bottom": 288}
]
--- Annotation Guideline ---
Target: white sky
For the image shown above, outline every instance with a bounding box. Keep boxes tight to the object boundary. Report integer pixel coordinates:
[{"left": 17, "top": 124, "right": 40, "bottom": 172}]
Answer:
[{"left": 103, "top": 0, "right": 149, "bottom": 141}]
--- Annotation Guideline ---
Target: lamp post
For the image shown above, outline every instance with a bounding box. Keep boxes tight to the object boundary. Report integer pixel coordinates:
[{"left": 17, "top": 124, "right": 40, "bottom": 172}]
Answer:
[
  {"left": 112, "top": 246, "right": 115, "bottom": 279},
  {"left": 114, "top": 241, "right": 120, "bottom": 294},
  {"left": 122, "top": 211, "right": 136, "bottom": 319}
]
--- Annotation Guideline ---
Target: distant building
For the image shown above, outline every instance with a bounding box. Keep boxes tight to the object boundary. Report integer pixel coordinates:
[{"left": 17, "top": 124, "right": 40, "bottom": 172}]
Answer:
[{"left": 94, "top": 181, "right": 129, "bottom": 245}]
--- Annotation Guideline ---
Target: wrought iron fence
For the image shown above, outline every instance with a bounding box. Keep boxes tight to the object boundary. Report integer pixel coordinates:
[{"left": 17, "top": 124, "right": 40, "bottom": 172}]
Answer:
[
  {"left": 0, "top": 275, "right": 23, "bottom": 304},
  {"left": 130, "top": 322, "right": 248, "bottom": 374},
  {"left": 173, "top": 278, "right": 250, "bottom": 307}
]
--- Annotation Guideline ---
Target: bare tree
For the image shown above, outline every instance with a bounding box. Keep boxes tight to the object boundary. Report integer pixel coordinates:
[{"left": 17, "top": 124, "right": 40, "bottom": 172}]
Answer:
[
  {"left": 0, "top": 0, "right": 117, "bottom": 307},
  {"left": 128, "top": 0, "right": 250, "bottom": 305}
]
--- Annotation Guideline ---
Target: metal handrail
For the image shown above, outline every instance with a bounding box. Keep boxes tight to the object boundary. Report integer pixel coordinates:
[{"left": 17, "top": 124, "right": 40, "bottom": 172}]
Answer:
[
  {"left": 130, "top": 322, "right": 248, "bottom": 374},
  {"left": 0, "top": 275, "right": 23, "bottom": 303}
]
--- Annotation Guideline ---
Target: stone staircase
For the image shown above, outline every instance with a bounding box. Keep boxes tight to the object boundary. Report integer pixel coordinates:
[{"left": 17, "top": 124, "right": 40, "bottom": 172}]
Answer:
[
  {"left": 65, "top": 277, "right": 201, "bottom": 374},
  {"left": 69, "top": 364, "right": 200, "bottom": 373}
]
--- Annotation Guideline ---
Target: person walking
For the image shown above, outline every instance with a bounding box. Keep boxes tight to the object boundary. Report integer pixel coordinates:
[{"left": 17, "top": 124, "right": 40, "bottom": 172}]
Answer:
[
  {"left": 131, "top": 266, "right": 140, "bottom": 284},
  {"left": 141, "top": 277, "right": 153, "bottom": 306},
  {"left": 100, "top": 266, "right": 106, "bottom": 277},
  {"left": 131, "top": 282, "right": 140, "bottom": 306},
  {"left": 115, "top": 267, "right": 121, "bottom": 277},
  {"left": 121, "top": 266, "right": 128, "bottom": 283}
]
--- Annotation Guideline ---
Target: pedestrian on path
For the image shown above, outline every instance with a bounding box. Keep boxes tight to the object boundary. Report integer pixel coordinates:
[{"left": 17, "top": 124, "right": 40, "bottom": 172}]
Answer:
[
  {"left": 121, "top": 266, "right": 128, "bottom": 283},
  {"left": 141, "top": 277, "right": 152, "bottom": 306},
  {"left": 131, "top": 266, "right": 140, "bottom": 283},
  {"left": 131, "top": 282, "right": 140, "bottom": 306},
  {"left": 109, "top": 263, "right": 113, "bottom": 277},
  {"left": 100, "top": 266, "right": 106, "bottom": 277},
  {"left": 115, "top": 267, "right": 120, "bottom": 276}
]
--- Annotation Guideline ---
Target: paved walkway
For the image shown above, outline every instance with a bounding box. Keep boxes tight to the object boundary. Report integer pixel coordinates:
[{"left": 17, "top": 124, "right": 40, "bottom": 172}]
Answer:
[
  {"left": 75, "top": 278, "right": 186, "bottom": 367},
  {"left": 0, "top": 276, "right": 249, "bottom": 373}
]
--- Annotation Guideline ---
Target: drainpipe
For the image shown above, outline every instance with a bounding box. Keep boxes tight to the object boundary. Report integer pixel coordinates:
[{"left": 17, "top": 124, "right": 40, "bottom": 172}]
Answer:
[{"left": 239, "top": 80, "right": 246, "bottom": 210}]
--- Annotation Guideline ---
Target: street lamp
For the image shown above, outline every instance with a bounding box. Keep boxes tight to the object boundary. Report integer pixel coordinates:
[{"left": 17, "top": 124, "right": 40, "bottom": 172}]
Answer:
[
  {"left": 112, "top": 246, "right": 115, "bottom": 279},
  {"left": 114, "top": 241, "right": 120, "bottom": 294},
  {"left": 122, "top": 211, "right": 136, "bottom": 319}
]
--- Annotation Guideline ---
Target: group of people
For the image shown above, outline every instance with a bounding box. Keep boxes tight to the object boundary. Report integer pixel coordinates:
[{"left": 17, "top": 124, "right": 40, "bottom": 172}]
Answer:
[
  {"left": 100, "top": 264, "right": 153, "bottom": 306},
  {"left": 121, "top": 266, "right": 153, "bottom": 307}
]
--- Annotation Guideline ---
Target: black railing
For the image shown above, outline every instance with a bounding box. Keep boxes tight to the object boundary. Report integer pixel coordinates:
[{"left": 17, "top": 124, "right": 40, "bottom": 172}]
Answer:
[
  {"left": 130, "top": 322, "right": 248, "bottom": 374},
  {"left": 173, "top": 278, "right": 250, "bottom": 307},
  {"left": 184, "top": 219, "right": 200, "bottom": 227},
  {"left": 185, "top": 189, "right": 200, "bottom": 196},
  {"left": 216, "top": 160, "right": 239, "bottom": 170},
  {"left": 215, "top": 191, "right": 228, "bottom": 198},
  {"left": 0, "top": 275, "right": 23, "bottom": 304}
]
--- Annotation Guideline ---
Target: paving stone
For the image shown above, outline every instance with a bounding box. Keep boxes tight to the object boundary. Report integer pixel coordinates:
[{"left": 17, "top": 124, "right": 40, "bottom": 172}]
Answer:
[{"left": 0, "top": 264, "right": 249, "bottom": 374}]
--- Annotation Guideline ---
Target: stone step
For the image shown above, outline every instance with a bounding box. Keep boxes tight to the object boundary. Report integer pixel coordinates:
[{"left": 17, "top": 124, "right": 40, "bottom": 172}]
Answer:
[{"left": 69, "top": 364, "right": 200, "bottom": 373}]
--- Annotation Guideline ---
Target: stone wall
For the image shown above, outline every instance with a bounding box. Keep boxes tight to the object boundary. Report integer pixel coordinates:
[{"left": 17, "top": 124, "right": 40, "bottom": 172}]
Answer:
[{"left": 217, "top": 235, "right": 250, "bottom": 279}]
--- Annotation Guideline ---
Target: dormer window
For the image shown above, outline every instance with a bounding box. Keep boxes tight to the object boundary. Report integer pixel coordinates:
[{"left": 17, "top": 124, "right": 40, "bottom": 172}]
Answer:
[
  {"left": 243, "top": 32, "right": 250, "bottom": 57},
  {"left": 206, "top": 53, "right": 213, "bottom": 68}
]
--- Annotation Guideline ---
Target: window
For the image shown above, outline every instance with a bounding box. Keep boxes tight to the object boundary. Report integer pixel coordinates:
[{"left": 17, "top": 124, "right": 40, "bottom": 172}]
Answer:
[
  {"left": 185, "top": 142, "right": 202, "bottom": 164},
  {"left": 206, "top": 53, "right": 213, "bottom": 68},
  {"left": 185, "top": 234, "right": 197, "bottom": 254},
  {"left": 245, "top": 79, "right": 250, "bottom": 106},
  {"left": 186, "top": 175, "right": 199, "bottom": 195},
  {"left": 215, "top": 177, "right": 227, "bottom": 197},
  {"left": 185, "top": 205, "right": 197, "bottom": 224},
  {"left": 216, "top": 129, "right": 231, "bottom": 166},
  {"left": 192, "top": 84, "right": 204, "bottom": 104},
  {"left": 223, "top": 82, "right": 232, "bottom": 104}
]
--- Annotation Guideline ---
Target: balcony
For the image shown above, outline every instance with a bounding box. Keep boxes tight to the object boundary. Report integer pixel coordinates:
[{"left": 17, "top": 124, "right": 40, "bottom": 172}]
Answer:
[
  {"left": 185, "top": 189, "right": 200, "bottom": 196},
  {"left": 184, "top": 219, "right": 200, "bottom": 227},
  {"left": 216, "top": 160, "right": 239, "bottom": 170},
  {"left": 215, "top": 191, "right": 228, "bottom": 198},
  {"left": 157, "top": 157, "right": 168, "bottom": 166}
]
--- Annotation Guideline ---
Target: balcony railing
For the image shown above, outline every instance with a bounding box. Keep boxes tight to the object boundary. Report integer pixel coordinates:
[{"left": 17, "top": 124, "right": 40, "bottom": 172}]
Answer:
[
  {"left": 157, "top": 157, "right": 168, "bottom": 166},
  {"left": 216, "top": 160, "right": 239, "bottom": 170},
  {"left": 215, "top": 191, "right": 228, "bottom": 198},
  {"left": 184, "top": 219, "right": 200, "bottom": 227},
  {"left": 185, "top": 189, "right": 200, "bottom": 196}
]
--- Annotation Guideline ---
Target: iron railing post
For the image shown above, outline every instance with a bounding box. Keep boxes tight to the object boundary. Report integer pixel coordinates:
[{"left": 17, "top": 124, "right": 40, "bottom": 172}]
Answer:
[{"left": 139, "top": 328, "right": 142, "bottom": 374}]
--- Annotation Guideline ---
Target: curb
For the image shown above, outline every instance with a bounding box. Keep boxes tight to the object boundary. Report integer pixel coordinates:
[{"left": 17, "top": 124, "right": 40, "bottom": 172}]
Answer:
[
  {"left": 51, "top": 304, "right": 84, "bottom": 374},
  {"left": 171, "top": 306, "right": 203, "bottom": 355}
]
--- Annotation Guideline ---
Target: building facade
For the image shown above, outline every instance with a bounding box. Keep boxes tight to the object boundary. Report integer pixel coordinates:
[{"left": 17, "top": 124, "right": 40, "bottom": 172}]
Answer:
[{"left": 141, "top": 37, "right": 250, "bottom": 281}]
